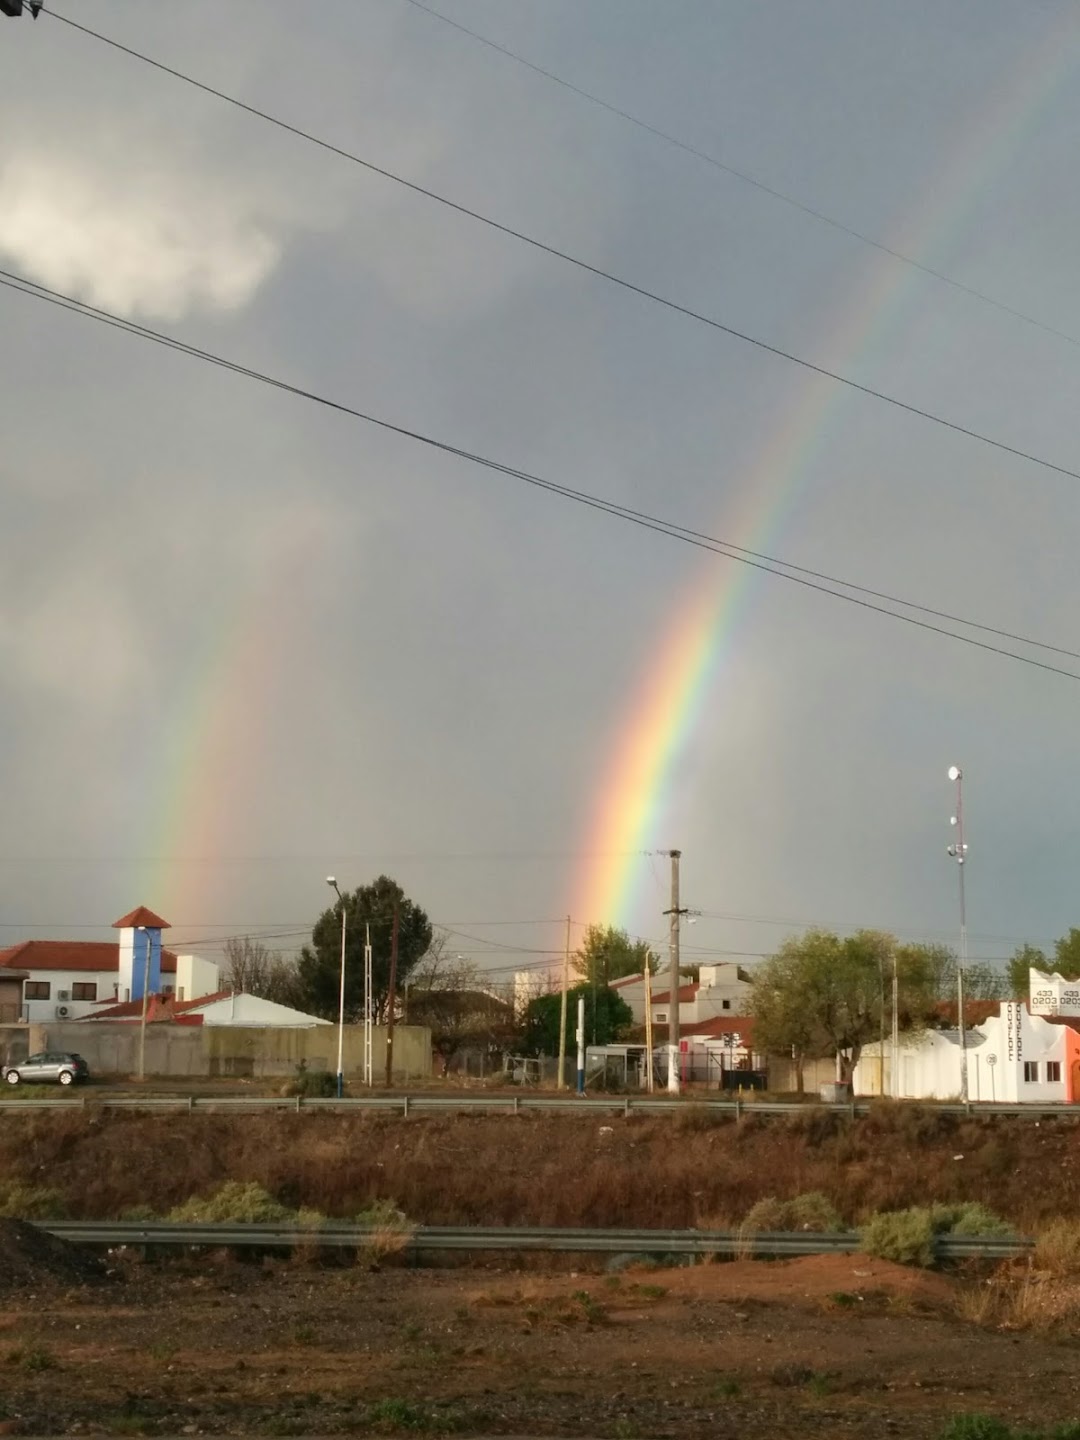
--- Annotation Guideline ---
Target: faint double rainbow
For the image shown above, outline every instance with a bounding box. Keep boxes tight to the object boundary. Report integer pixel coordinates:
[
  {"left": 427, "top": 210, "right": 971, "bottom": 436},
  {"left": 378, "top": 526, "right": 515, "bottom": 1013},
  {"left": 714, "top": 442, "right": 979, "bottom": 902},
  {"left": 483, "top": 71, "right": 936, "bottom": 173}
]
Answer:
[{"left": 574, "top": 17, "right": 1080, "bottom": 930}]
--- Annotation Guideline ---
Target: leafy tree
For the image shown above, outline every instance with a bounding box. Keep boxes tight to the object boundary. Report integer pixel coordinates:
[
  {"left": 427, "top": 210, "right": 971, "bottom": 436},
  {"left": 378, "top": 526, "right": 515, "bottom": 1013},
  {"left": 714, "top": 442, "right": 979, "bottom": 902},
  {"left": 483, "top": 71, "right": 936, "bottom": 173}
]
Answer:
[
  {"left": 963, "top": 962, "right": 1009, "bottom": 1002},
  {"left": 406, "top": 936, "right": 516, "bottom": 1074},
  {"left": 521, "top": 984, "right": 633, "bottom": 1057},
  {"left": 1007, "top": 943, "right": 1052, "bottom": 999},
  {"left": 1054, "top": 928, "right": 1080, "bottom": 978},
  {"left": 751, "top": 929, "right": 945, "bottom": 1086},
  {"left": 572, "top": 924, "right": 658, "bottom": 986},
  {"left": 295, "top": 875, "right": 432, "bottom": 1023}
]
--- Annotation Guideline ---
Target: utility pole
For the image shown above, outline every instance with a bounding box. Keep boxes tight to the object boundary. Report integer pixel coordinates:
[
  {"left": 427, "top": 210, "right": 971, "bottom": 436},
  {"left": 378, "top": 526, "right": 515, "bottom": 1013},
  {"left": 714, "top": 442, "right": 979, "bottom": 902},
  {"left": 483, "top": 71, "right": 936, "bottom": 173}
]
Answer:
[
  {"left": 891, "top": 951, "right": 900, "bottom": 1099},
  {"left": 662, "top": 849, "right": 686, "bottom": 1095},
  {"left": 947, "top": 766, "right": 969, "bottom": 1106},
  {"left": 576, "top": 995, "right": 585, "bottom": 1095},
  {"left": 137, "top": 925, "right": 153, "bottom": 1082},
  {"left": 643, "top": 957, "right": 655, "bottom": 1093},
  {"left": 363, "top": 923, "right": 374, "bottom": 1087},
  {"left": 384, "top": 905, "right": 399, "bottom": 1088},
  {"left": 557, "top": 915, "right": 570, "bottom": 1090}
]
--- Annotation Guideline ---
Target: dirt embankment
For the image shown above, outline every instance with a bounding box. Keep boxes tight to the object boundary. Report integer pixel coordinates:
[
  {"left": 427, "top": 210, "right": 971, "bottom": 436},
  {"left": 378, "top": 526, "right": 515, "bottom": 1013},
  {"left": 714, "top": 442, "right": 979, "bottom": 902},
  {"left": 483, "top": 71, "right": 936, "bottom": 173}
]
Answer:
[{"left": 2, "top": 1104, "right": 1079, "bottom": 1227}]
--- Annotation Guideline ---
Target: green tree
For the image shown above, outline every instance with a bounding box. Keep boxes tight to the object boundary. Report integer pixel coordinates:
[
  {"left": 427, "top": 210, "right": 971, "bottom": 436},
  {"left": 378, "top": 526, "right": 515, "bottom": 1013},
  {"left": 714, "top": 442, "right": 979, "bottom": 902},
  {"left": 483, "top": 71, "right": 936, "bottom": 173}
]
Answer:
[
  {"left": 1007, "top": 943, "right": 1052, "bottom": 1000},
  {"left": 751, "top": 929, "right": 942, "bottom": 1086},
  {"left": 295, "top": 875, "right": 432, "bottom": 1023},
  {"left": 521, "top": 984, "right": 633, "bottom": 1057},
  {"left": 572, "top": 924, "right": 658, "bottom": 986},
  {"left": 1054, "top": 928, "right": 1080, "bottom": 978}
]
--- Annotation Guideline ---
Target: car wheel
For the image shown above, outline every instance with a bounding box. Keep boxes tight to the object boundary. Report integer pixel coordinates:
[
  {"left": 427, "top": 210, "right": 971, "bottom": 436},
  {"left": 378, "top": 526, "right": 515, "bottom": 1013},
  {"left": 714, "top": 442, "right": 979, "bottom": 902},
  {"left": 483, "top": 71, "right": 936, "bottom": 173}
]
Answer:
[
  {"left": 58, "top": 1071, "right": 74, "bottom": 1086},
  {"left": 4, "top": 1070, "right": 20, "bottom": 1086}
]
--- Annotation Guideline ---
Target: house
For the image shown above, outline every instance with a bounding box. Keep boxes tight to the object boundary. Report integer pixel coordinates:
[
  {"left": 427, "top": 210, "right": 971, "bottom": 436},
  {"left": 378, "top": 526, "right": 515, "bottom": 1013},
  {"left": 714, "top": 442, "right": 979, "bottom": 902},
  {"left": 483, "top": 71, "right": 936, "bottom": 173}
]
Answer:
[
  {"left": 612, "top": 962, "right": 753, "bottom": 1029},
  {"left": 82, "top": 990, "right": 330, "bottom": 1028},
  {"left": 0, "top": 969, "right": 26, "bottom": 1024},
  {"left": 0, "top": 906, "right": 219, "bottom": 1023},
  {"left": 852, "top": 1000, "right": 1080, "bottom": 1103}
]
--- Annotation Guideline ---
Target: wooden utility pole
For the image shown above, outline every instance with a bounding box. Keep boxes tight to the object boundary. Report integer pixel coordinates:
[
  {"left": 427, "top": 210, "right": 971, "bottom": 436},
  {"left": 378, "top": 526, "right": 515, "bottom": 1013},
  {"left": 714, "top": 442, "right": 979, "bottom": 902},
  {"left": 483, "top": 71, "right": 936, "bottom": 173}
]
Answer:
[
  {"left": 643, "top": 958, "right": 654, "bottom": 1092},
  {"left": 663, "top": 849, "right": 684, "bottom": 1094},
  {"left": 557, "top": 915, "right": 571, "bottom": 1089},
  {"left": 384, "top": 905, "right": 400, "bottom": 1088}
]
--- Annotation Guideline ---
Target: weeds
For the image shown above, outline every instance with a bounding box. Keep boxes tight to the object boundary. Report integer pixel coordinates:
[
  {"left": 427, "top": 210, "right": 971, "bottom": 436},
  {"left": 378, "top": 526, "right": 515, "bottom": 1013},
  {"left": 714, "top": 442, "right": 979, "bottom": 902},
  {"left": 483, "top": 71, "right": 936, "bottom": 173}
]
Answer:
[
  {"left": 0, "top": 1181, "right": 67, "bottom": 1220},
  {"left": 938, "top": 1418, "right": 1080, "bottom": 1440},
  {"left": 1036, "top": 1222, "right": 1080, "bottom": 1276},
  {"left": 8, "top": 1345, "right": 57, "bottom": 1372}
]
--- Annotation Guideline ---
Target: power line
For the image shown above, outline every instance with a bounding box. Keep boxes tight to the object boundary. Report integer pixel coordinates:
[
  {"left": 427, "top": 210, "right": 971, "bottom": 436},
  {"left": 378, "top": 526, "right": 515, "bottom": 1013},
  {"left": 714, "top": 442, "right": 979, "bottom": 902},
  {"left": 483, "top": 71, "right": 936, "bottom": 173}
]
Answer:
[
  {"left": 36, "top": 8, "right": 1080, "bottom": 490},
  {"left": 3, "top": 265, "right": 1079, "bottom": 683},
  {"left": 399, "top": 0, "right": 1080, "bottom": 357}
]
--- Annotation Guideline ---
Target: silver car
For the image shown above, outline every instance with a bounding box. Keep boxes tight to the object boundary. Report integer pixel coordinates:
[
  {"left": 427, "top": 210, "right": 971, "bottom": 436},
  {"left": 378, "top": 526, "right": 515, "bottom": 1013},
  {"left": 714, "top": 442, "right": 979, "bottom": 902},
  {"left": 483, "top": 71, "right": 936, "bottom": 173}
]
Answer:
[{"left": 2, "top": 1052, "right": 90, "bottom": 1086}]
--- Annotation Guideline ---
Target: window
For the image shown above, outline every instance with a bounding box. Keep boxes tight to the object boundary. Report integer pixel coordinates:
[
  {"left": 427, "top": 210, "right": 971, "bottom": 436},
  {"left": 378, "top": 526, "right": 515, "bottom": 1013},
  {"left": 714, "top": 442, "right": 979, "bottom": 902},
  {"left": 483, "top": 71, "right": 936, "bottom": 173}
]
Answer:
[
  {"left": 24, "top": 981, "right": 50, "bottom": 1001},
  {"left": 722, "top": 999, "right": 731, "bottom": 1010},
  {"left": 1047, "top": 1061, "right": 1062, "bottom": 1084},
  {"left": 71, "top": 983, "right": 97, "bottom": 1002},
  {"left": 655, "top": 1011, "right": 667, "bottom": 1022},
  {"left": 1023, "top": 1061, "right": 1039, "bottom": 1083}
]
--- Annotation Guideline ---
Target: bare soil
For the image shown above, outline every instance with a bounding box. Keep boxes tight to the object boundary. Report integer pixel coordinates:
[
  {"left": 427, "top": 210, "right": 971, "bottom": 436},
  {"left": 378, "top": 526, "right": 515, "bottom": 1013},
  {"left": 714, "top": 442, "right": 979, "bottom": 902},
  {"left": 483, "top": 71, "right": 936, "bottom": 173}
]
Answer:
[{"left": 1, "top": 1248, "right": 1079, "bottom": 1437}]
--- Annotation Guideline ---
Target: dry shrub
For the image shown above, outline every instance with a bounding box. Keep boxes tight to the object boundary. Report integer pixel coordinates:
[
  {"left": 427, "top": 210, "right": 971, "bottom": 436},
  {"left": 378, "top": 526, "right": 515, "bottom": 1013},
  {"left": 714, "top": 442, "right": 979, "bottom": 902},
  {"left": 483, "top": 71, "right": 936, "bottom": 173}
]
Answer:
[
  {"left": 1035, "top": 1222, "right": 1080, "bottom": 1276},
  {"left": 357, "top": 1198, "right": 414, "bottom": 1263}
]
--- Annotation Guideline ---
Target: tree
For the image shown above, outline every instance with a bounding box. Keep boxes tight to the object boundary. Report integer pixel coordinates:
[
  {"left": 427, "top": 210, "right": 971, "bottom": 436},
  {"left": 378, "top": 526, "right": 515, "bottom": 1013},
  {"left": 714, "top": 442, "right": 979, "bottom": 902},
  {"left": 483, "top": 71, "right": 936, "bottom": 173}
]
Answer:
[
  {"left": 750, "top": 929, "right": 944, "bottom": 1086},
  {"left": 406, "top": 935, "right": 516, "bottom": 1074},
  {"left": 294, "top": 875, "right": 432, "bottom": 1023},
  {"left": 1054, "top": 928, "right": 1080, "bottom": 979},
  {"left": 521, "top": 984, "right": 633, "bottom": 1057},
  {"left": 1007, "top": 943, "right": 1052, "bottom": 1000},
  {"left": 571, "top": 924, "right": 658, "bottom": 986},
  {"left": 220, "top": 937, "right": 305, "bottom": 1009}
]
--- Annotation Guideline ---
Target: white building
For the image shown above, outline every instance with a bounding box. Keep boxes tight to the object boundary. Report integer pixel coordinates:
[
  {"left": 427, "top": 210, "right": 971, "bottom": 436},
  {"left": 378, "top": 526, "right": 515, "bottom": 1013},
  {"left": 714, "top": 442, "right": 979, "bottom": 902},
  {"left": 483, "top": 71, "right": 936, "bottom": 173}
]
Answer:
[
  {"left": 853, "top": 1001, "right": 1080, "bottom": 1103},
  {"left": 611, "top": 962, "right": 753, "bottom": 1029},
  {"left": 0, "top": 906, "right": 219, "bottom": 1023},
  {"left": 83, "top": 990, "right": 329, "bottom": 1028}
]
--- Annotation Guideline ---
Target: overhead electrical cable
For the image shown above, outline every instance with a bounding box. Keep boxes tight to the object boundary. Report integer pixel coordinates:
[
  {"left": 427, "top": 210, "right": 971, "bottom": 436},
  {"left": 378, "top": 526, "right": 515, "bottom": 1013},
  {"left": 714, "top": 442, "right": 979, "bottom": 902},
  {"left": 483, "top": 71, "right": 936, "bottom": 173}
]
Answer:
[
  {"left": 37, "top": 10, "right": 1080, "bottom": 450},
  {"left": 3, "top": 265, "right": 1080, "bottom": 683},
  {"left": 398, "top": 0, "right": 1080, "bottom": 355}
]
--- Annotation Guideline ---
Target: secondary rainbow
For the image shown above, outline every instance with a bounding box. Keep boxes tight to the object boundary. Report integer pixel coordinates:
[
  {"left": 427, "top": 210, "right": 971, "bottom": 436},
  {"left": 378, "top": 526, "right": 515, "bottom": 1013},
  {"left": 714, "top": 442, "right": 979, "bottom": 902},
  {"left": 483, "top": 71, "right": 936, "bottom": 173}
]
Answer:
[{"left": 575, "top": 16, "right": 1080, "bottom": 931}]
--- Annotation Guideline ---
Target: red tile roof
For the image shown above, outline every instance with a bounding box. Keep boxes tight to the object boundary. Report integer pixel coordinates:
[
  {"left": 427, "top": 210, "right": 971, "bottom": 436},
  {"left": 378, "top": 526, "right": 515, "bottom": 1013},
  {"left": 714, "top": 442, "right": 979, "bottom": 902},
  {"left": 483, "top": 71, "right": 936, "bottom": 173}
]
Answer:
[
  {"left": 84, "top": 990, "right": 228, "bottom": 1023},
  {"left": 0, "top": 940, "right": 177, "bottom": 974},
  {"left": 112, "top": 907, "right": 171, "bottom": 930}
]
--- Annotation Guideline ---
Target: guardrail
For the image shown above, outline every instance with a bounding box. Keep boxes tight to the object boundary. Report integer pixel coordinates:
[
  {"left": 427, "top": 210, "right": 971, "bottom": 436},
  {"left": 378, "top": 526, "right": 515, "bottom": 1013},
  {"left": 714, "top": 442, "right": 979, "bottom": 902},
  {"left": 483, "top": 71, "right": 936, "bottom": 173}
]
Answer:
[
  {"left": 33, "top": 1220, "right": 1032, "bottom": 1259},
  {"left": 1, "top": 1092, "right": 1079, "bottom": 1118}
]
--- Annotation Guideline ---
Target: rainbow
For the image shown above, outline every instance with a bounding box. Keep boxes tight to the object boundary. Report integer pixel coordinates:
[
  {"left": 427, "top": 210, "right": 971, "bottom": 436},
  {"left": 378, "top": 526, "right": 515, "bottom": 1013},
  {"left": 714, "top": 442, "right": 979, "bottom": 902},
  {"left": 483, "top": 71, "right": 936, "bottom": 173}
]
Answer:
[
  {"left": 139, "top": 507, "right": 329, "bottom": 919},
  {"left": 574, "top": 16, "right": 1079, "bottom": 932}
]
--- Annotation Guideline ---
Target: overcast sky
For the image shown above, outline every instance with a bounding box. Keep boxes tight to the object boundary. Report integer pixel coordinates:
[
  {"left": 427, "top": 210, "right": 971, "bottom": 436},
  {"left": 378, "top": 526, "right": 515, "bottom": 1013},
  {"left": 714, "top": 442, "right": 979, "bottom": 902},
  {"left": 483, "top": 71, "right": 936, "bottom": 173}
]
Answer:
[{"left": 2, "top": 0, "right": 1079, "bottom": 979}]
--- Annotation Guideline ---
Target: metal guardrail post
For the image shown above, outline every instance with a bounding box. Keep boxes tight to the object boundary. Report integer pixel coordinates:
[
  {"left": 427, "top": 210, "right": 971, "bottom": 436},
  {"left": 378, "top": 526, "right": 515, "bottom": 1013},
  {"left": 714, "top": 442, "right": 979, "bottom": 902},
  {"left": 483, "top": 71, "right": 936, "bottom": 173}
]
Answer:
[
  {"left": 513, "top": 1095, "right": 520, "bottom": 1115},
  {"left": 187, "top": 1096, "right": 194, "bottom": 1113},
  {"left": 735, "top": 1095, "right": 742, "bottom": 1122},
  {"left": 403, "top": 1095, "right": 409, "bottom": 1118}
]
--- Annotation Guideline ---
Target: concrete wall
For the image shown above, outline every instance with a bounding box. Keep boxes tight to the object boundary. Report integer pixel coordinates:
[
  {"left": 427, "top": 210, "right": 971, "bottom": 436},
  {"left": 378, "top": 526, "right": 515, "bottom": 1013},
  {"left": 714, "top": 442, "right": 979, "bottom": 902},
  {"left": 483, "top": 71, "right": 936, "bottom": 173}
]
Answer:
[
  {"left": 27, "top": 1021, "right": 432, "bottom": 1082},
  {"left": 0, "top": 1023, "right": 29, "bottom": 1067}
]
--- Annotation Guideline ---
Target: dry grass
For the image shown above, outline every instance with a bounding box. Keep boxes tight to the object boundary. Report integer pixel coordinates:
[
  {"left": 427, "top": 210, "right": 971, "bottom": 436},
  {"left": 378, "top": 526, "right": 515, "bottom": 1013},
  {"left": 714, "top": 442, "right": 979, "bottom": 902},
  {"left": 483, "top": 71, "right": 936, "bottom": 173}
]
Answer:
[
  {"left": 954, "top": 1263, "right": 1080, "bottom": 1332},
  {"left": 1, "top": 1107, "right": 1078, "bottom": 1231}
]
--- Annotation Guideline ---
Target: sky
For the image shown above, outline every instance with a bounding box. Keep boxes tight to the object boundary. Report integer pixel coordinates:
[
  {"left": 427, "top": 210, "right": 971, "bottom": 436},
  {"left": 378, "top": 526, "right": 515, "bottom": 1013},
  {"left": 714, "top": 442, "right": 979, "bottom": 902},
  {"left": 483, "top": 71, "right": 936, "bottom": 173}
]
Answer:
[{"left": 2, "top": 0, "right": 1080, "bottom": 982}]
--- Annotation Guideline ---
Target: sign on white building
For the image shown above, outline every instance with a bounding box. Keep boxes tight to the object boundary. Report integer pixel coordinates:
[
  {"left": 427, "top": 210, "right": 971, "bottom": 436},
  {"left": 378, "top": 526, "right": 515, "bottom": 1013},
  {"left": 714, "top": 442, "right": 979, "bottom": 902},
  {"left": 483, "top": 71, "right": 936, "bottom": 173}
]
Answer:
[{"left": 1029, "top": 967, "right": 1080, "bottom": 1017}]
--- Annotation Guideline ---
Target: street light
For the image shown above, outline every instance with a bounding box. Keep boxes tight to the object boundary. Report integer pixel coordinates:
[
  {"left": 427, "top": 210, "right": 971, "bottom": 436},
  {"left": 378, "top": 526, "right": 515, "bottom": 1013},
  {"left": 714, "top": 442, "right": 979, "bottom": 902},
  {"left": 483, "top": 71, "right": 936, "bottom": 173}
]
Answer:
[
  {"left": 326, "top": 877, "right": 347, "bottom": 1099},
  {"left": 946, "top": 766, "right": 969, "bottom": 1104},
  {"left": 137, "top": 924, "right": 153, "bottom": 1082}
]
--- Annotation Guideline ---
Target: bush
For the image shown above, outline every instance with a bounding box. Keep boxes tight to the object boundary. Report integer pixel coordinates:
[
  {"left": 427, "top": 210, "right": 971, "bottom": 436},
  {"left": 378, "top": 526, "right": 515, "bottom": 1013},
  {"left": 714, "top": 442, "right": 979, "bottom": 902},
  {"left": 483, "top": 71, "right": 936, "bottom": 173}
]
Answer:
[
  {"left": 1035, "top": 1221, "right": 1080, "bottom": 1276},
  {"left": 167, "top": 1182, "right": 292, "bottom": 1224},
  {"left": 0, "top": 1182, "right": 66, "bottom": 1220},
  {"left": 284, "top": 1063, "right": 338, "bottom": 1099},
  {"left": 861, "top": 1203, "right": 1011, "bottom": 1267},
  {"left": 742, "top": 1192, "right": 843, "bottom": 1233}
]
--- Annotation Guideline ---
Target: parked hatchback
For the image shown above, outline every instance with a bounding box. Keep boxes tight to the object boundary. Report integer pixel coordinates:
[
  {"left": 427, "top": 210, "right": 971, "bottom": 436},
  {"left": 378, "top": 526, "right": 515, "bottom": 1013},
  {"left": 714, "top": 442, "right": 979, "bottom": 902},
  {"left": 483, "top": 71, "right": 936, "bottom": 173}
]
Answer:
[{"left": 2, "top": 1052, "right": 90, "bottom": 1086}]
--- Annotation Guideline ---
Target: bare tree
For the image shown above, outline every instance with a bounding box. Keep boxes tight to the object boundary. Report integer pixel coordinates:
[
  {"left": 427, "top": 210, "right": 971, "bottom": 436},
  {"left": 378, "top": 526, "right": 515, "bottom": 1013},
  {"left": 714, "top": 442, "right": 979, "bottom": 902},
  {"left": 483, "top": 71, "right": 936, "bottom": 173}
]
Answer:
[
  {"left": 407, "top": 931, "right": 517, "bottom": 1074},
  {"left": 221, "top": 937, "right": 304, "bottom": 1008}
]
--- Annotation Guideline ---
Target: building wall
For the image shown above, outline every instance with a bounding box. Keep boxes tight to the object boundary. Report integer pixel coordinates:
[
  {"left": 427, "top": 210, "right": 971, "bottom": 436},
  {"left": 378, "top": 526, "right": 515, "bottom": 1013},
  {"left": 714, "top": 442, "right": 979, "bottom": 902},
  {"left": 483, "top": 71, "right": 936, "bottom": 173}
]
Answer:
[
  {"left": 175, "top": 954, "right": 220, "bottom": 1002},
  {"left": 20, "top": 970, "right": 125, "bottom": 1023},
  {"left": 29, "top": 1021, "right": 432, "bottom": 1081},
  {"left": 0, "top": 976, "right": 24, "bottom": 1025}
]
